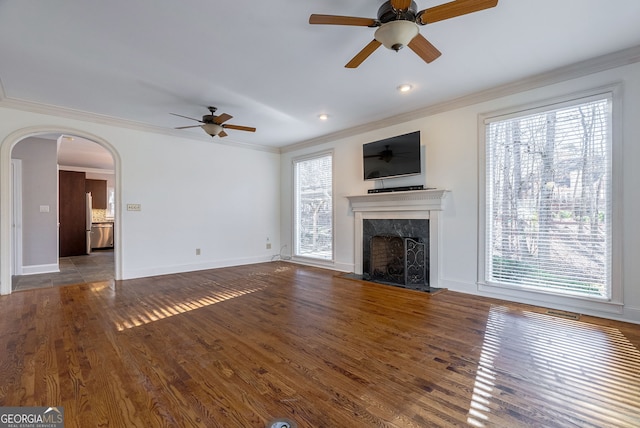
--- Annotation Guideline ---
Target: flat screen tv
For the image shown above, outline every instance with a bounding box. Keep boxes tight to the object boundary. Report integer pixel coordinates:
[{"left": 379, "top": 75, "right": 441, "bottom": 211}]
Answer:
[{"left": 363, "top": 131, "right": 421, "bottom": 180}]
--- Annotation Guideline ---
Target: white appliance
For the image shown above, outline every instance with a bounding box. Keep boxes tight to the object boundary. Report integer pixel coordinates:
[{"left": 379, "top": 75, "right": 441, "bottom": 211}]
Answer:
[{"left": 86, "top": 192, "right": 93, "bottom": 254}]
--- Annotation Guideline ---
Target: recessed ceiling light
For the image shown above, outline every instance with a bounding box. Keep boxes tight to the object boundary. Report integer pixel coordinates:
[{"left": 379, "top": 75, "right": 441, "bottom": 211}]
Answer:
[
  {"left": 398, "top": 84, "right": 413, "bottom": 93},
  {"left": 318, "top": 114, "right": 329, "bottom": 121}
]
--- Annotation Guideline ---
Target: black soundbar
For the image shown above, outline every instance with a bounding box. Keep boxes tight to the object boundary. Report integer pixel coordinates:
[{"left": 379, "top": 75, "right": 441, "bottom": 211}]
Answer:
[{"left": 367, "top": 185, "right": 427, "bottom": 194}]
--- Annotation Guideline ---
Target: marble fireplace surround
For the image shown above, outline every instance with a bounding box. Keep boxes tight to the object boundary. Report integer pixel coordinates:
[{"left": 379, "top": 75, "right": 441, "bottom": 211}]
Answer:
[{"left": 346, "top": 189, "right": 449, "bottom": 289}]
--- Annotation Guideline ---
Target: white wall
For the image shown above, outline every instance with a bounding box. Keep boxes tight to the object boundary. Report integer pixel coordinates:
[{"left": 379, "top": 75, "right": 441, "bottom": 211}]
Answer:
[
  {"left": 11, "top": 137, "right": 58, "bottom": 271},
  {"left": 280, "top": 61, "right": 640, "bottom": 324},
  {"left": 0, "top": 107, "right": 281, "bottom": 293},
  {"left": 116, "top": 130, "right": 281, "bottom": 278}
]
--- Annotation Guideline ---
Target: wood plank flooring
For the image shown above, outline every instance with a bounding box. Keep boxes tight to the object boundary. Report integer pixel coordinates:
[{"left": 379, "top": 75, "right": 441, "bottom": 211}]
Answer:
[{"left": 1, "top": 262, "right": 639, "bottom": 427}]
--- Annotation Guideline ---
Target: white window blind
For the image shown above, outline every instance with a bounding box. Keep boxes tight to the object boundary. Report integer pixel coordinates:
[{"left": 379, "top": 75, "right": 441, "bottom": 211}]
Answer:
[
  {"left": 484, "top": 96, "right": 611, "bottom": 299},
  {"left": 294, "top": 152, "right": 333, "bottom": 260}
]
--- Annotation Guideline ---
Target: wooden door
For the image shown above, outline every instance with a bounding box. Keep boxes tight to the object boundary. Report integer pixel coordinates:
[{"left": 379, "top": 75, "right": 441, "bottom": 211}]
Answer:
[{"left": 59, "top": 170, "right": 87, "bottom": 257}]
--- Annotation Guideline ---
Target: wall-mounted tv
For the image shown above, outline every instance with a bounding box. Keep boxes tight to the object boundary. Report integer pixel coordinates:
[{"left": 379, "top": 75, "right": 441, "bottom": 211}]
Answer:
[{"left": 363, "top": 131, "right": 421, "bottom": 180}]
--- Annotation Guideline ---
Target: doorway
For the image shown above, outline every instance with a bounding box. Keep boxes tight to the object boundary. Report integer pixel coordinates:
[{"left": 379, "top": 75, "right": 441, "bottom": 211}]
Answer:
[{"left": 2, "top": 129, "right": 120, "bottom": 294}]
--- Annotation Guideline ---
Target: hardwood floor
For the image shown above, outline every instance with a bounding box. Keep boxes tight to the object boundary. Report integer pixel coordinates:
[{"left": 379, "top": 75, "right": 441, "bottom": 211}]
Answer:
[{"left": 0, "top": 262, "right": 638, "bottom": 427}]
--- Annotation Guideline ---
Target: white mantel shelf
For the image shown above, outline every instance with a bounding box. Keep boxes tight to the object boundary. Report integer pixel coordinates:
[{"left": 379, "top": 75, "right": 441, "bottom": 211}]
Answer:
[
  {"left": 346, "top": 189, "right": 449, "bottom": 212},
  {"left": 347, "top": 189, "right": 450, "bottom": 288}
]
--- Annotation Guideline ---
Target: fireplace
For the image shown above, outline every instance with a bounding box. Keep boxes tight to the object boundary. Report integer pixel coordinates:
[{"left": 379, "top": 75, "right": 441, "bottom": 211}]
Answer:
[
  {"left": 346, "top": 189, "right": 449, "bottom": 291},
  {"left": 363, "top": 218, "right": 429, "bottom": 290}
]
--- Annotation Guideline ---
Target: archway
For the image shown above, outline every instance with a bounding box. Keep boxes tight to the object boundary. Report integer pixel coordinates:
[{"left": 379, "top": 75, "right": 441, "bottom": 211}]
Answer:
[{"left": 1, "top": 126, "right": 122, "bottom": 295}]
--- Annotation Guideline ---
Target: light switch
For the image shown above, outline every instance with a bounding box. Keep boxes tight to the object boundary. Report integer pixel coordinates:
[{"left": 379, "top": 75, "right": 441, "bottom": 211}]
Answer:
[
  {"left": 39, "top": 205, "right": 50, "bottom": 213},
  {"left": 127, "top": 204, "right": 141, "bottom": 211}
]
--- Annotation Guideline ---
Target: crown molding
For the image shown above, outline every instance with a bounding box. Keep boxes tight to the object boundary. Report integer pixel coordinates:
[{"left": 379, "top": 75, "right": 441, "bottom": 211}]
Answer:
[
  {"left": 281, "top": 45, "right": 640, "bottom": 154},
  {"left": 0, "top": 96, "right": 280, "bottom": 154}
]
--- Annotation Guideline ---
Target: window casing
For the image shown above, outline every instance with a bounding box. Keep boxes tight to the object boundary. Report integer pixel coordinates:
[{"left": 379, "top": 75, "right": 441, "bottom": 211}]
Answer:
[
  {"left": 293, "top": 152, "right": 333, "bottom": 261},
  {"left": 480, "top": 92, "right": 616, "bottom": 301}
]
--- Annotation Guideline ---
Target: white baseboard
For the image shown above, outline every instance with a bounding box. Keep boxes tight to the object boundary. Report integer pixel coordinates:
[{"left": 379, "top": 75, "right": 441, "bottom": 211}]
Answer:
[
  {"left": 21, "top": 263, "right": 59, "bottom": 275},
  {"left": 621, "top": 306, "right": 640, "bottom": 324},
  {"left": 121, "top": 256, "right": 274, "bottom": 280}
]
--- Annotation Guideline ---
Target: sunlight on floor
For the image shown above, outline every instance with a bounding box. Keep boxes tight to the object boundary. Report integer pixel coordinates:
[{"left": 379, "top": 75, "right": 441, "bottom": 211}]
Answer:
[
  {"left": 467, "top": 306, "right": 640, "bottom": 427},
  {"left": 467, "top": 306, "right": 504, "bottom": 427},
  {"left": 114, "top": 285, "right": 266, "bottom": 331}
]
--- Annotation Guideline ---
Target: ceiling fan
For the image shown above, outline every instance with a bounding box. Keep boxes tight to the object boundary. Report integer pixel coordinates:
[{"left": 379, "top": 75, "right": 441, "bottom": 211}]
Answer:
[
  {"left": 364, "top": 145, "right": 412, "bottom": 162},
  {"left": 309, "top": 0, "right": 498, "bottom": 68},
  {"left": 366, "top": 145, "right": 395, "bottom": 163},
  {"left": 171, "top": 106, "right": 256, "bottom": 138}
]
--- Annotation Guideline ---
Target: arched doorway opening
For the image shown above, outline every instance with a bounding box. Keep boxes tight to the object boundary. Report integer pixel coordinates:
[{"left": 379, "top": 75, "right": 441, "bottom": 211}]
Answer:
[{"left": 0, "top": 126, "right": 122, "bottom": 295}]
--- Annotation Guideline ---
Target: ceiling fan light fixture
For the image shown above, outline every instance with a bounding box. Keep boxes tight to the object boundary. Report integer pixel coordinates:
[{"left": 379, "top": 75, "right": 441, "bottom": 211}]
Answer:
[
  {"left": 374, "top": 20, "right": 419, "bottom": 51},
  {"left": 201, "top": 123, "right": 223, "bottom": 136}
]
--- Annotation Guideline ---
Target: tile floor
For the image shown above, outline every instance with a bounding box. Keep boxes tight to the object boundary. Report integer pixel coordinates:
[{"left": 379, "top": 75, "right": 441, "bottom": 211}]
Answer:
[{"left": 12, "top": 249, "right": 114, "bottom": 292}]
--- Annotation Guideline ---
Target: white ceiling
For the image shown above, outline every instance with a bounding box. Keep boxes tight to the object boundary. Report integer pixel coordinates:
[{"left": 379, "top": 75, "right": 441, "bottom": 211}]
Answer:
[
  {"left": 1, "top": 1, "right": 640, "bottom": 150},
  {"left": 56, "top": 136, "right": 115, "bottom": 170}
]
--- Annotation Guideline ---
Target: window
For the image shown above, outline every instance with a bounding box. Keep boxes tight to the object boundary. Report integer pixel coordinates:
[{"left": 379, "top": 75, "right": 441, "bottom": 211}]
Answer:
[
  {"left": 293, "top": 152, "right": 333, "bottom": 261},
  {"left": 481, "top": 94, "right": 613, "bottom": 299},
  {"left": 107, "top": 187, "right": 115, "bottom": 218}
]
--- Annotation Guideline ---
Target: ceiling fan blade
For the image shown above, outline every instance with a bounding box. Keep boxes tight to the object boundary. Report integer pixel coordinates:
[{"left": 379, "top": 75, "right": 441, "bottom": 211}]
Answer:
[
  {"left": 175, "top": 125, "right": 203, "bottom": 129},
  {"left": 223, "top": 124, "right": 256, "bottom": 132},
  {"left": 170, "top": 112, "right": 203, "bottom": 122},
  {"left": 391, "top": 0, "right": 413, "bottom": 10},
  {"left": 407, "top": 33, "right": 442, "bottom": 63},
  {"left": 214, "top": 113, "right": 233, "bottom": 124},
  {"left": 309, "top": 14, "right": 377, "bottom": 27},
  {"left": 218, "top": 130, "right": 228, "bottom": 138},
  {"left": 419, "top": 0, "right": 498, "bottom": 25},
  {"left": 345, "top": 39, "right": 382, "bottom": 68}
]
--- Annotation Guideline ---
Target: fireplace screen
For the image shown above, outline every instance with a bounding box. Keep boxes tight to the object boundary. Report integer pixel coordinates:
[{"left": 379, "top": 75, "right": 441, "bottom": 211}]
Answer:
[{"left": 369, "top": 235, "right": 427, "bottom": 286}]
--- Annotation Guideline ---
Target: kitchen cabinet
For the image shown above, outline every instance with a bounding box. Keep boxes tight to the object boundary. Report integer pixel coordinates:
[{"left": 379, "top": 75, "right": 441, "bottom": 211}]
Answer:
[{"left": 85, "top": 179, "right": 107, "bottom": 209}]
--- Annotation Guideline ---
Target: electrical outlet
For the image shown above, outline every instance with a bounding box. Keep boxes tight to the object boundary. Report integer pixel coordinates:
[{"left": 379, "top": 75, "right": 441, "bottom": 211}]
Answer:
[
  {"left": 195, "top": 248, "right": 201, "bottom": 256},
  {"left": 266, "top": 243, "right": 272, "bottom": 250},
  {"left": 127, "top": 203, "right": 141, "bottom": 211}
]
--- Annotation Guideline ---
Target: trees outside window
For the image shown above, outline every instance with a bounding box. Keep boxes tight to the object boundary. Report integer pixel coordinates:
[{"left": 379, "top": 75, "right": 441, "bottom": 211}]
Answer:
[
  {"left": 294, "top": 152, "right": 333, "bottom": 261},
  {"left": 483, "top": 95, "right": 612, "bottom": 299}
]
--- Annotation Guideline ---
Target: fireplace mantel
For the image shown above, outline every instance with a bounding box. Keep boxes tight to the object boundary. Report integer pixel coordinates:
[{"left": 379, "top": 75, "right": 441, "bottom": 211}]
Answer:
[
  {"left": 346, "top": 189, "right": 448, "bottom": 212},
  {"left": 347, "top": 189, "right": 450, "bottom": 288}
]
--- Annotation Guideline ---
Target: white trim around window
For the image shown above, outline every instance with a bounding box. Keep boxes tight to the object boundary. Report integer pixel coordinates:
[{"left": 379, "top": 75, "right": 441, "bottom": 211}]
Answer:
[
  {"left": 291, "top": 150, "right": 335, "bottom": 264},
  {"left": 478, "top": 84, "right": 623, "bottom": 313}
]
